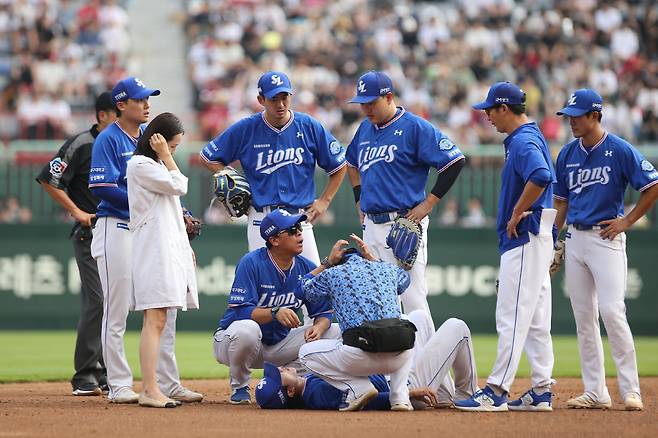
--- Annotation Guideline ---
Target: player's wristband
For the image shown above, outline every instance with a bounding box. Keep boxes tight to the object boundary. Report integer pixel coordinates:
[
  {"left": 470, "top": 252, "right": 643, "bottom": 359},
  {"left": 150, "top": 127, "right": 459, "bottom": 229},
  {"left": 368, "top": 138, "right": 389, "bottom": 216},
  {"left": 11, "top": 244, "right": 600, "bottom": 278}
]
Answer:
[
  {"left": 352, "top": 185, "right": 361, "bottom": 203},
  {"left": 321, "top": 256, "right": 333, "bottom": 268},
  {"left": 271, "top": 306, "right": 280, "bottom": 320}
]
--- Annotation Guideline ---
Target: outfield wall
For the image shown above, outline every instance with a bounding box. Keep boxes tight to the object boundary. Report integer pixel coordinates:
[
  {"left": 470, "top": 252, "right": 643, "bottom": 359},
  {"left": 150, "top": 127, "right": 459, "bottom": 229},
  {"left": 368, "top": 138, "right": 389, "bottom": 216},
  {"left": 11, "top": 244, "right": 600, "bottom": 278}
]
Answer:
[{"left": 1, "top": 224, "right": 656, "bottom": 334}]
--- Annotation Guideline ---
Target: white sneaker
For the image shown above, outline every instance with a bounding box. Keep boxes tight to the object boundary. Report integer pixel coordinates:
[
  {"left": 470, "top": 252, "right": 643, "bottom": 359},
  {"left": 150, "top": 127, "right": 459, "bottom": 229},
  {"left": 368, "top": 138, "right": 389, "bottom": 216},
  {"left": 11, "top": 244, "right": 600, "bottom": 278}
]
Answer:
[
  {"left": 566, "top": 393, "right": 611, "bottom": 409},
  {"left": 338, "top": 388, "right": 378, "bottom": 412},
  {"left": 110, "top": 387, "right": 139, "bottom": 404},
  {"left": 169, "top": 386, "right": 204, "bottom": 403},
  {"left": 624, "top": 393, "right": 643, "bottom": 411},
  {"left": 391, "top": 401, "right": 414, "bottom": 411}
]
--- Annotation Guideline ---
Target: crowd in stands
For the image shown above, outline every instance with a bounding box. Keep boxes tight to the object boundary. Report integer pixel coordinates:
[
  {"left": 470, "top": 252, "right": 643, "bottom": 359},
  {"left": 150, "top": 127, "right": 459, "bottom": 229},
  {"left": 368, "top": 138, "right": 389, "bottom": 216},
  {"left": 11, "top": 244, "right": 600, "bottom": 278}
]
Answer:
[
  {"left": 184, "top": 0, "right": 658, "bottom": 147},
  {"left": 0, "top": 0, "right": 130, "bottom": 140}
]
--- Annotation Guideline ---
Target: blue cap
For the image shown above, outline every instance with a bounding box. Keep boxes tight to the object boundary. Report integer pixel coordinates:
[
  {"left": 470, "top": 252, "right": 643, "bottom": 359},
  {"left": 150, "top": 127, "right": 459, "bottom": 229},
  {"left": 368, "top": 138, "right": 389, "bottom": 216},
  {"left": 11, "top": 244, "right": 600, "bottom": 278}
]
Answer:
[
  {"left": 111, "top": 77, "right": 160, "bottom": 105},
  {"left": 556, "top": 89, "right": 603, "bottom": 116},
  {"left": 259, "top": 209, "right": 307, "bottom": 241},
  {"left": 258, "top": 71, "right": 293, "bottom": 99},
  {"left": 472, "top": 81, "right": 525, "bottom": 110},
  {"left": 255, "top": 363, "right": 289, "bottom": 409},
  {"left": 349, "top": 71, "right": 394, "bottom": 104}
]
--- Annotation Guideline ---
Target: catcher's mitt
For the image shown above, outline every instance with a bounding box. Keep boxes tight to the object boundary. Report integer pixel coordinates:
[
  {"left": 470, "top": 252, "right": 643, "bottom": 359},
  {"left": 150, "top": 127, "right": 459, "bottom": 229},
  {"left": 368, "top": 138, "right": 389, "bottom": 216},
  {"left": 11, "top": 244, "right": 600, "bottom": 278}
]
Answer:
[
  {"left": 212, "top": 167, "right": 251, "bottom": 217},
  {"left": 549, "top": 239, "right": 565, "bottom": 276},
  {"left": 386, "top": 217, "right": 422, "bottom": 271},
  {"left": 183, "top": 210, "right": 202, "bottom": 241}
]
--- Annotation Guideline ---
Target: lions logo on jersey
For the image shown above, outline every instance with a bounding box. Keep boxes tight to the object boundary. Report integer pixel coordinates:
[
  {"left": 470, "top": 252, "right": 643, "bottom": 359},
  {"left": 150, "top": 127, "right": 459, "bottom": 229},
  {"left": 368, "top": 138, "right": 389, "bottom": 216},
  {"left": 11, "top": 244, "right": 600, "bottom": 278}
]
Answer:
[
  {"left": 49, "top": 157, "right": 68, "bottom": 178},
  {"left": 439, "top": 138, "right": 455, "bottom": 150},
  {"left": 329, "top": 141, "right": 342, "bottom": 155},
  {"left": 641, "top": 160, "right": 655, "bottom": 172}
]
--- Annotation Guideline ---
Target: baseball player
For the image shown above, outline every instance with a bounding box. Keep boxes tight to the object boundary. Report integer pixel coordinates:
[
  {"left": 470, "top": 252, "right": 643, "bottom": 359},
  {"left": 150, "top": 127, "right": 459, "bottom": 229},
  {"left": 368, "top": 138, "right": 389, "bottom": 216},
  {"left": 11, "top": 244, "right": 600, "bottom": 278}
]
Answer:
[
  {"left": 255, "top": 309, "right": 479, "bottom": 410},
  {"left": 36, "top": 92, "right": 118, "bottom": 396},
  {"left": 199, "top": 71, "right": 346, "bottom": 266},
  {"left": 212, "top": 209, "right": 341, "bottom": 405},
  {"left": 89, "top": 77, "right": 202, "bottom": 404},
  {"left": 455, "top": 82, "right": 557, "bottom": 412},
  {"left": 346, "top": 71, "right": 465, "bottom": 318},
  {"left": 553, "top": 89, "right": 658, "bottom": 411}
]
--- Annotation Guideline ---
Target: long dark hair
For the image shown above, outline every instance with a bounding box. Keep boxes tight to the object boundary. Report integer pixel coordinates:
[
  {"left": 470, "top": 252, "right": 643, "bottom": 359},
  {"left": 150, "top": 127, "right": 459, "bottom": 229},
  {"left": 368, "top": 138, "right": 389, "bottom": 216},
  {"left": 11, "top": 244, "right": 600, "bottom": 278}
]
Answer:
[{"left": 134, "top": 112, "right": 184, "bottom": 161}]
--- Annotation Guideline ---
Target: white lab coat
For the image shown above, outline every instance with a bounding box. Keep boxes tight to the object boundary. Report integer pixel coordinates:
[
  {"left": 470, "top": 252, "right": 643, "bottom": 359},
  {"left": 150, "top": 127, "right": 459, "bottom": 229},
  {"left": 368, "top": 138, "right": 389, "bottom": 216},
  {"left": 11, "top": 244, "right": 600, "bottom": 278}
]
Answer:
[{"left": 126, "top": 155, "right": 199, "bottom": 311}]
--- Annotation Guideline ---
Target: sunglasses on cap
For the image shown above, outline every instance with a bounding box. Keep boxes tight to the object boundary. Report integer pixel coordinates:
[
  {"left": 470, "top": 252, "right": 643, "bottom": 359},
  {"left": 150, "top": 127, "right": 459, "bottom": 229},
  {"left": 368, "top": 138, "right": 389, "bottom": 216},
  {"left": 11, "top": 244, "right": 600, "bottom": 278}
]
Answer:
[{"left": 278, "top": 223, "right": 302, "bottom": 236}]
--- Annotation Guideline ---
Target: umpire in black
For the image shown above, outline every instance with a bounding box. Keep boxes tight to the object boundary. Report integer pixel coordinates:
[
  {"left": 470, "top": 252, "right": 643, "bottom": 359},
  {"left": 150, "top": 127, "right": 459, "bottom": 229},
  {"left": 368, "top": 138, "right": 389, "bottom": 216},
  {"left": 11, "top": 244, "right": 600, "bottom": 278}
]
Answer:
[{"left": 36, "top": 92, "right": 118, "bottom": 396}]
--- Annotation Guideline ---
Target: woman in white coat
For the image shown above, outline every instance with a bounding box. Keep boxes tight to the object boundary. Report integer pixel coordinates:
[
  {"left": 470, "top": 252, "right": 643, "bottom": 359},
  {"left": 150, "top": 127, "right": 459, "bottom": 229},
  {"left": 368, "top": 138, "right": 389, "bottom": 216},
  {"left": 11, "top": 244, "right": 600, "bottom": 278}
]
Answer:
[{"left": 127, "top": 112, "right": 199, "bottom": 408}]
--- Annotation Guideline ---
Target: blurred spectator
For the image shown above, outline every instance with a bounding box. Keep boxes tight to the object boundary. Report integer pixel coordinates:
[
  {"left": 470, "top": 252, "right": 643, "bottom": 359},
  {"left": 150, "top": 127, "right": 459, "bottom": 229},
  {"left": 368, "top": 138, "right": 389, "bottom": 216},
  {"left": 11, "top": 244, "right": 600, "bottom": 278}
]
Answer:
[
  {"left": 460, "top": 197, "right": 491, "bottom": 228},
  {"left": 0, "top": 195, "right": 32, "bottom": 223},
  {"left": 438, "top": 197, "right": 459, "bottom": 226}
]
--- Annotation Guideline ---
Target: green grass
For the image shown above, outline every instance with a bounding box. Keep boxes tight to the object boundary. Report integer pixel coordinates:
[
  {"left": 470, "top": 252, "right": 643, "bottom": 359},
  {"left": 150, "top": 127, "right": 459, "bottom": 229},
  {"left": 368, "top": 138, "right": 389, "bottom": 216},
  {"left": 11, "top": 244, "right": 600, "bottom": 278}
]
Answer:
[{"left": 1, "top": 331, "right": 657, "bottom": 382}]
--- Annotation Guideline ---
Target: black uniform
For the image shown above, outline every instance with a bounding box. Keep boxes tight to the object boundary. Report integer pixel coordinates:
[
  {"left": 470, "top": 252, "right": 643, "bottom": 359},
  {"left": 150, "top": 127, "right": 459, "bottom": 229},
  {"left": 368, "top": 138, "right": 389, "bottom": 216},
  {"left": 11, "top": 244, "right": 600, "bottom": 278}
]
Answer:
[{"left": 36, "top": 125, "right": 106, "bottom": 392}]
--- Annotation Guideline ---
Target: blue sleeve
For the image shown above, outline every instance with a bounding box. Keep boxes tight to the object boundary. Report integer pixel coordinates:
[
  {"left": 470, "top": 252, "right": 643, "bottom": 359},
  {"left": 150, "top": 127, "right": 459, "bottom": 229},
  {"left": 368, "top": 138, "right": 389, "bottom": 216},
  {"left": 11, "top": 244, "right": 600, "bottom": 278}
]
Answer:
[
  {"left": 91, "top": 186, "right": 128, "bottom": 210},
  {"left": 300, "top": 271, "right": 331, "bottom": 304},
  {"left": 89, "top": 134, "right": 121, "bottom": 188},
  {"left": 227, "top": 256, "right": 259, "bottom": 320},
  {"left": 620, "top": 144, "right": 658, "bottom": 192},
  {"left": 416, "top": 121, "right": 465, "bottom": 172},
  {"left": 310, "top": 119, "right": 346, "bottom": 175},
  {"left": 553, "top": 148, "right": 568, "bottom": 200},
  {"left": 345, "top": 125, "right": 362, "bottom": 167},
  {"left": 396, "top": 267, "right": 410, "bottom": 295},
  {"left": 528, "top": 167, "right": 552, "bottom": 187},
  {"left": 514, "top": 141, "right": 550, "bottom": 184},
  {"left": 199, "top": 120, "right": 246, "bottom": 165}
]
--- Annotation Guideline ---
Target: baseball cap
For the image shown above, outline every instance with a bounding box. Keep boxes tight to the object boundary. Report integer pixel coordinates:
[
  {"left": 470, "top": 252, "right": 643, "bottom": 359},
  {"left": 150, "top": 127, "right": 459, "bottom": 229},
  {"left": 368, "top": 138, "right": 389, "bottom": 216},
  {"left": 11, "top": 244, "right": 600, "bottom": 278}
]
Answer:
[
  {"left": 556, "top": 89, "right": 603, "bottom": 117},
  {"left": 472, "top": 81, "right": 526, "bottom": 110},
  {"left": 257, "top": 71, "right": 293, "bottom": 99},
  {"left": 94, "top": 91, "right": 116, "bottom": 113},
  {"left": 111, "top": 76, "right": 161, "bottom": 105},
  {"left": 349, "top": 71, "right": 394, "bottom": 104},
  {"left": 255, "top": 363, "right": 289, "bottom": 409},
  {"left": 259, "top": 209, "right": 307, "bottom": 241}
]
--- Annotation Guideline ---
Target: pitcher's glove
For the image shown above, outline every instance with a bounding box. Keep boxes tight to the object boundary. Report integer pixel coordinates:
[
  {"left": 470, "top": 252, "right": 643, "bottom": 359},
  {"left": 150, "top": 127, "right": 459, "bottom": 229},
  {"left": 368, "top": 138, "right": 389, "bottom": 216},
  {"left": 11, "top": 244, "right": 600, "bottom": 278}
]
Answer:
[
  {"left": 549, "top": 239, "right": 565, "bottom": 275},
  {"left": 212, "top": 167, "right": 251, "bottom": 218},
  {"left": 386, "top": 217, "right": 422, "bottom": 271},
  {"left": 183, "top": 209, "right": 202, "bottom": 241}
]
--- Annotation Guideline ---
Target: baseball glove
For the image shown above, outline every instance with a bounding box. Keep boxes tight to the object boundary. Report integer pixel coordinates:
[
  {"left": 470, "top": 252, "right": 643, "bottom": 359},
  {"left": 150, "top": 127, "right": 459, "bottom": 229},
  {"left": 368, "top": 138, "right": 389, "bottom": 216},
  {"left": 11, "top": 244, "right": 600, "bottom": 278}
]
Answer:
[
  {"left": 212, "top": 167, "right": 251, "bottom": 218},
  {"left": 386, "top": 217, "right": 422, "bottom": 271},
  {"left": 183, "top": 210, "right": 202, "bottom": 241},
  {"left": 549, "top": 239, "right": 565, "bottom": 276}
]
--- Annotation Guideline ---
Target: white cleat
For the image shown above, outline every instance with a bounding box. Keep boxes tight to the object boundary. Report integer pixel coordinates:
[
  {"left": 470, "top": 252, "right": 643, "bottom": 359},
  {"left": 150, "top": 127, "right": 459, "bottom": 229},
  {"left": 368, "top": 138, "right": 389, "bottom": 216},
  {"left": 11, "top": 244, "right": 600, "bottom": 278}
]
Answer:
[
  {"left": 566, "top": 393, "right": 612, "bottom": 410},
  {"left": 624, "top": 393, "right": 643, "bottom": 411}
]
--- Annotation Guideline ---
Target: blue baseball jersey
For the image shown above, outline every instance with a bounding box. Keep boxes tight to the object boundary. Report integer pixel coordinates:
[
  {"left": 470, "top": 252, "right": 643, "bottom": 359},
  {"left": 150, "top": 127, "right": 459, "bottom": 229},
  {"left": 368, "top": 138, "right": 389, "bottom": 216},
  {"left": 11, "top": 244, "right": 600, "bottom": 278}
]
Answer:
[
  {"left": 302, "top": 374, "right": 391, "bottom": 410},
  {"left": 346, "top": 107, "right": 464, "bottom": 213},
  {"left": 219, "top": 247, "right": 333, "bottom": 346},
  {"left": 88, "top": 122, "right": 140, "bottom": 220},
  {"left": 498, "top": 122, "right": 556, "bottom": 254},
  {"left": 200, "top": 111, "right": 346, "bottom": 209},
  {"left": 299, "top": 255, "right": 408, "bottom": 332},
  {"left": 554, "top": 132, "right": 658, "bottom": 225}
]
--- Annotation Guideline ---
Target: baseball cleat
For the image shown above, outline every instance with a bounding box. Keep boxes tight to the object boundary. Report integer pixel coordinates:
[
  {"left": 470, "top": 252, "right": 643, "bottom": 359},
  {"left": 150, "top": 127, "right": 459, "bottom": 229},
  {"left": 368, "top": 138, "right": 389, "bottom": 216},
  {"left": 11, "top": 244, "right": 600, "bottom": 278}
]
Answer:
[
  {"left": 338, "top": 388, "right": 378, "bottom": 412},
  {"left": 508, "top": 389, "right": 553, "bottom": 412},
  {"left": 230, "top": 386, "right": 251, "bottom": 405},
  {"left": 109, "top": 387, "right": 139, "bottom": 404},
  {"left": 454, "top": 386, "right": 508, "bottom": 412},
  {"left": 624, "top": 393, "right": 643, "bottom": 411},
  {"left": 390, "top": 401, "right": 414, "bottom": 411},
  {"left": 72, "top": 384, "right": 102, "bottom": 397},
  {"left": 138, "top": 394, "right": 177, "bottom": 408},
  {"left": 566, "top": 393, "right": 611, "bottom": 409},
  {"left": 169, "top": 386, "right": 204, "bottom": 403}
]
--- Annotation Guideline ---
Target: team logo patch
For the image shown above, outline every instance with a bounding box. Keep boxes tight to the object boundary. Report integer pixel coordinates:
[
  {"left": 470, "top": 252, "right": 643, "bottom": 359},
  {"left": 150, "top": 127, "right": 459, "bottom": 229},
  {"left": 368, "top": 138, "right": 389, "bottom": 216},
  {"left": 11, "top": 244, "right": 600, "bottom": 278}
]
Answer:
[
  {"left": 329, "top": 141, "right": 342, "bottom": 155},
  {"left": 439, "top": 138, "right": 455, "bottom": 150},
  {"left": 641, "top": 160, "right": 655, "bottom": 172},
  {"left": 49, "top": 157, "right": 68, "bottom": 178}
]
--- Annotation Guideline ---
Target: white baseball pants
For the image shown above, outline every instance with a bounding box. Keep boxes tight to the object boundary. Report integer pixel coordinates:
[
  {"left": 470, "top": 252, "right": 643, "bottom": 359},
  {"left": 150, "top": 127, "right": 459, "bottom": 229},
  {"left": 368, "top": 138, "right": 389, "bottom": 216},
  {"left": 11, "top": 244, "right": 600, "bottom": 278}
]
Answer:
[
  {"left": 565, "top": 227, "right": 640, "bottom": 400},
  {"left": 212, "top": 319, "right": 341, "bottom": 390},
  {"left": 487, "top": 209, "right": 556, "bottom": 393},
  {"left": 363, "top": 215, "right": 431, "bottom": 317},
  {"left": 299, "top": 338, "right": 414, "bottom": 406},
  {"left": 92, "top": 217, "right": 183, "bottom": 398}
]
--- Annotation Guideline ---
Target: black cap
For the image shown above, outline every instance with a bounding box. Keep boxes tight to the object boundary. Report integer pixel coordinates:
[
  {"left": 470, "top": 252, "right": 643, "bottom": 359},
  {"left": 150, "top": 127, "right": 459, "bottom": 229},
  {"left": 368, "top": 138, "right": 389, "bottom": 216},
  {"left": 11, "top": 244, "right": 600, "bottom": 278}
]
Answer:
[{"left": 95, "top": 91, "right": 116, "bottom": 114}]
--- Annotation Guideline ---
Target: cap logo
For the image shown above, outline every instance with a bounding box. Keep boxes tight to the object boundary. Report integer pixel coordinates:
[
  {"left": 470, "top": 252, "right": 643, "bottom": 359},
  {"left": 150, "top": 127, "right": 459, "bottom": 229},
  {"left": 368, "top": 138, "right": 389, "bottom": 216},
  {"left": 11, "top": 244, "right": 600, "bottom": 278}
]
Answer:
[
  {"left": 257, "top": 380, "right": 266, "bottom": 390},
  {"left": 271, "top": 75, "right": 284, "bottom": 86},
  {"left": 592, "top": 102, "right": 602, "bottom": 110},
  {"left": 134, "top": 78, "right": 146, "bottom": 88},
  {"left": 495, "top": 97, "right": 509, "bottom": 103},
  {"left": 279, "top": 210, "right": 291, "bottom": 216},
  {"left": 358, "top": 80, "right": 366, "bottom": 94},
  {"left": 380, "top": 87, "right": 390, "bottom": 94},
  {"left": 114, "top": 91, "right": 127, "bottom": 101},
  {"left": 264, "top": 225, "right": 276, "bottom": 235},
  {"left": 568, "top": 93, "right": 577, "bottom": 106}
]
